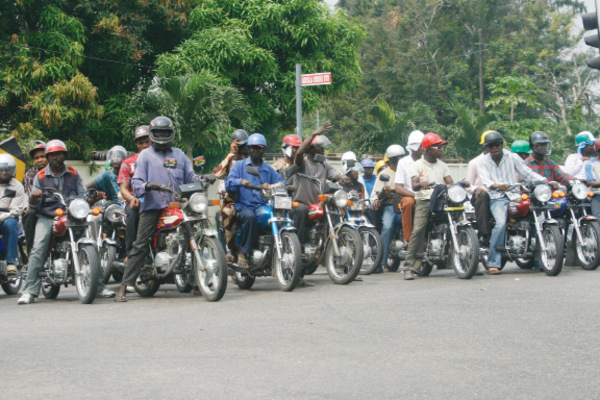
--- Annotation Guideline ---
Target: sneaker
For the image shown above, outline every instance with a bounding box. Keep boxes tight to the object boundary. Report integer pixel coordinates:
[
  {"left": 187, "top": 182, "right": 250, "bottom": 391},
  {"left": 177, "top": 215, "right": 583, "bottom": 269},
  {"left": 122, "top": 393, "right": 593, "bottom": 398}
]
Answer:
[
  {"left": 6, "top": 264, "right": 17, "bottom": 275},
  {"left": 403, "top": 270, "right": 415, "bottom": 280},
  {"left": 97, "top": 288, "right": 116, "bottom": 298},
  {"left": 126, "top": 285, "right": 135, "bottom": 293},
  {"left": 17, "top": 293, "right": 34, "bottom": 304}
]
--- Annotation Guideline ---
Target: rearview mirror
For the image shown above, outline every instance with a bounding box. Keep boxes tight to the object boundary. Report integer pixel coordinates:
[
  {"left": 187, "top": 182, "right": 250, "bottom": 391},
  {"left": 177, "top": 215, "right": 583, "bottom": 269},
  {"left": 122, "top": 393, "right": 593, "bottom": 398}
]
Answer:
[
  {"left": 313, "top": 154, "right": 325, "bottom": 163},
  {"left": 193, "top": 156, "right": 206, "bottom": 168},
  {"left": 379, "top": 174, "right": 390, "bottom": 182},
  {"left": 246, "top": 165, "right": 260, "bottom": 177}
]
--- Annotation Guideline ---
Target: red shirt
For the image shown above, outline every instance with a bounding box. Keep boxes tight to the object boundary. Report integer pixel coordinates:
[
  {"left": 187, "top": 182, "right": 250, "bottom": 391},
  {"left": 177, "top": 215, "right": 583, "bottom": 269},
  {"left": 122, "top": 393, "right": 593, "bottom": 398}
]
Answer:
[{"left": 117, "top": 153, "right": 139, "bottom": 185}]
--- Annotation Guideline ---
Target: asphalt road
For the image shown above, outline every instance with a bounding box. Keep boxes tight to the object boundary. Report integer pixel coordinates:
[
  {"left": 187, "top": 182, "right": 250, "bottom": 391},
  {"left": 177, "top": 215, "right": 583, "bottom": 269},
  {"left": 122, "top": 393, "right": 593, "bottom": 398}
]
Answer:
[{"left": 2, "top": 263, "right": 600, "bottom": 400}]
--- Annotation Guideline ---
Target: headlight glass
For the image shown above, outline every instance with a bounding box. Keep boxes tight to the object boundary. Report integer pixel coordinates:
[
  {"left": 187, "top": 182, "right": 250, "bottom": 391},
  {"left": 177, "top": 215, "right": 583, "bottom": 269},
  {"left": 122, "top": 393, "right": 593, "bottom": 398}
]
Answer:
[
  {"left": 572, "top": 183, "right": 588, "bottom": 200},
  {"left": 534, "top": 184, "right": 552, "bottom": 203},
  {"left": 69, "top": 199, "right": 90, "bottom": 219},
  {"left": 333, "top": 190, "right": 349, "bottom": 208},
  {"left": 274, "top": 196, "right": 292, "bottom": 210},
  {"left": 447, "top": 185, "right": 467, "bottom": 204},
  {"left": 105, "top": 204, "right": 123, "bottom": 223},
  {"left": 189, "top": 193, "right": 208, "bottom": 213}
]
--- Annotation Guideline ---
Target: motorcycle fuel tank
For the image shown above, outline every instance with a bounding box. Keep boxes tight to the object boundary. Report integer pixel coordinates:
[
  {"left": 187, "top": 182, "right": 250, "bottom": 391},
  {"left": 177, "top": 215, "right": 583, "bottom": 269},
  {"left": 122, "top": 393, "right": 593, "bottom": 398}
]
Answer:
[
  {"left": 307, "top": 203, "right": 324, "bottom": 222},
  {"left": 507, "top": 198, "right": 530, "bottom": 218},
  {"left": 52, "top": 215, "right": 68, "bottom": 237},
  {"left": 157, "top": 208, "right": 184, "bottom": 230},
  {"left": 254, "top": 205, "right": 272, "bottom": 229},
  {"left": 549, "top": 196, "right": 567, "bottom": 218}
]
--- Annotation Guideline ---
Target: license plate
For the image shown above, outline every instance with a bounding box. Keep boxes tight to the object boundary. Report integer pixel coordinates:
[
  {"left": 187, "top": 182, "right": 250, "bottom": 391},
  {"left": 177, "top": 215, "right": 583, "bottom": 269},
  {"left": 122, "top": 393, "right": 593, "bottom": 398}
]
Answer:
[{"left": 274, "top": 196, "right": 292, "bottom": 210}]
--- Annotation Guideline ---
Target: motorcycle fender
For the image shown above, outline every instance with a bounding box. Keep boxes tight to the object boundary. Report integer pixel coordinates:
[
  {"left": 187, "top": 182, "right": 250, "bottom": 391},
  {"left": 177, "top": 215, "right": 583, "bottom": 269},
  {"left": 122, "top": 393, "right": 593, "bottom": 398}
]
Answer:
[
  {"left": 455, "top": 220, "right": 471, "bottom": 228},
  {"left": 279, "top": 226, "right": 297, "bottom": 234},
  {"left": 336, "top": 221, "right": 361, "bottom": 232},
  {"left": 542, "top": 218, "right": 559, "bottom": 227},
  {"left": 580, "top": 215, "right": 598, "bottom": 222},
  {"left": 77, "top": 238, "right": 96, "bottom": 247},
  {"left": 197, "top": 228, "right": 218, "bottom": 240},
  {"left": 102, "top": 238, "right": 117, "bottom": 247},
  {"left": 359, "top": 223, "right": 375, "bottom": 229}
]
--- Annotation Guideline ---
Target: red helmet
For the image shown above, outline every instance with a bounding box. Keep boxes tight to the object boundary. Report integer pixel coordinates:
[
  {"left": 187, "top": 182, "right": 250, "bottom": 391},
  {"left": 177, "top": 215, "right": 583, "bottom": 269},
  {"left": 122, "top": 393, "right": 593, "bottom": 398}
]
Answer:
[
  {"left": 45, "top": 139, "right": 68, "bottom": 155},
  {"left": 594, "top": 138, "right": 600, "bottom": 152},
  {"left": 28, "top": 141, "right": 46, "bottom": 158},
  {"left": 422, "top": 132, "right": 448, "bottom": 149},
  {"left": 282, "top": 134, "right": 302, "bottom": 148}
]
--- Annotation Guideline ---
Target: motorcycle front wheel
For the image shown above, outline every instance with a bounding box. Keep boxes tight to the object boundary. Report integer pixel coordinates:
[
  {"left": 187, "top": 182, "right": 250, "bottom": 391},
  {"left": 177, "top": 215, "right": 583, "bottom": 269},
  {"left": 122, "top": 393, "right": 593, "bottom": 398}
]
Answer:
[
  {"left": 75, "top": 244, "right": 99, "bottom": 304},
  {"left": 575, "top": 221, "right": 600, "bottom": 270},
  {"left": 538, "top": 225, "right": 564, "bottom": 276},
  {"left": 194, "top": 236, "right": 227, "bottom": 302},
  {"left": 99, "top": 245, "right": 116, "bottom": 284},
  {"left": 1, "top": 273, "right": 22, "bottom": 295},
  {"left": 273, "top": 231, "right": 302, "bottom": 291},
  {"left": 450, "top": 226, "right": 479, "bottom": 279},
  {"left": 359, "top": 227, "right": 383, "bottom": 275},
  {"left": 325, "top": 226, "right": 363, "bottom": 284}
]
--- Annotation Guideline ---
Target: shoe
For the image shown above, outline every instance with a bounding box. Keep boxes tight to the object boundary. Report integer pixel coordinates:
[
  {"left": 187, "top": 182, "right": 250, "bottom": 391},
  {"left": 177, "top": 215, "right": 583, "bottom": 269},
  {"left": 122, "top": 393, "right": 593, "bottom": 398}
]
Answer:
[
  {"left": 97, "top": 288, "right": 116, "bottom": 298},
  {"left": 17, "top": 293, "right": 34, "bottom": 304},
  {"left": 6, "top": 264, "right": 17, "bottom": 275},
  {"left": 354, "top": 276, "right": 363, "bottom": 281},
  {"left": 126, "top": 285, "right": 135, "bottom": 293},
  {"left": 298, "top": 278, "right": 315, "bottom": 287},
  {"left": 403, "top": 270, "right": 415, "bottom": 280},
  {"left": 486, "top": 267, "right": 502, "bottom": 275},
  {"left": 238, "top": 253, "right": 250, "bottom": 269}
]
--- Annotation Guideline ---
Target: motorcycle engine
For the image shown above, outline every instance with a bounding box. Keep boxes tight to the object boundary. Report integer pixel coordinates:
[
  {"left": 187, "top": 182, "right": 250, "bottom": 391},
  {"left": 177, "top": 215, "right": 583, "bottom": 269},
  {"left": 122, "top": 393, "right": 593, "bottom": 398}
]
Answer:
[
  {"left": 428, "top": 238, "right": 444, "bottom": 257},
  {"left": 52, "top": 258, "right": 68, "bottom": 282},
  {"left": 507, "top": 235, "right": 527, "bottom": 253},
  {"left": 308, "top": 227, "right": 323, "bottom": 250}
]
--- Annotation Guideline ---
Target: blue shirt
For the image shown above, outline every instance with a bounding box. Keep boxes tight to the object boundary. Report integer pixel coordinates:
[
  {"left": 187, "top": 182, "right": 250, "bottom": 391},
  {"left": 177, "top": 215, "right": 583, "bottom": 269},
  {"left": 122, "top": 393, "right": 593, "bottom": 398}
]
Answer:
[
  {"left": 363, "top": 175, "right": 377, "bottom": 198},
  {"left": 585, "top": 159, "right": 597, "bottom": 181},
  {"left": 94, "top": 171, "right": 120, "bottom": 202},
  {"left": 132, "top": 146, "right": 201, "bottom": 212},
  {"left": 225, "top": 158, "right": 285, "bottom": 211}
]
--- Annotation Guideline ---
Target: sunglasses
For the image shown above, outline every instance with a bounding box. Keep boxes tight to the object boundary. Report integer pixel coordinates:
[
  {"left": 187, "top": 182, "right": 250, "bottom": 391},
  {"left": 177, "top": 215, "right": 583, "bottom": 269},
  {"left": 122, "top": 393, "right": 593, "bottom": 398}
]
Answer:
[
  {"left": 249, "top": 145, "right": 265, "bottom": 150},
  {"left": 429, "top": 146, "right": 445, "bottom": 150}
]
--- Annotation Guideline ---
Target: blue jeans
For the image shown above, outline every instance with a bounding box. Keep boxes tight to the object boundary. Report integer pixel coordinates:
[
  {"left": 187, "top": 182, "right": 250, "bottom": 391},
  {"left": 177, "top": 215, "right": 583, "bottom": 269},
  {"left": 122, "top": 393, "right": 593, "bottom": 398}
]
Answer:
[
  {"left": 591, "top": 196, "right": 600, "bottom": 219},
  {"left": 380, "top": 205, "right": 396, "bottom": 266},
  {"left": 0, "top": 218, "right": 18, "bottom": 264},
  {"left": 238, "top": 208, "right": 259, "bottom": 256},
  {"left": 487, "top": 196, "right": 509, "bottom": 268}
]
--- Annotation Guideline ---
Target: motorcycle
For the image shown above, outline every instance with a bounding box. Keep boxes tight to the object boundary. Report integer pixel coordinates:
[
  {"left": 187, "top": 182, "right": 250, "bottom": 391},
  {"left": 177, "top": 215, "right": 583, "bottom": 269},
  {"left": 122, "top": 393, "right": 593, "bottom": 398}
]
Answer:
[
  {"left": 134, "top": 180, "right": 227, "bottom": 301},
  {"left": 414, "top": 182, "right": 479, "bottom": 279},
  {"left": 376, "top": 173, "right": 405, "bottom": 272},
  {"left": 346, "top": 191, "right": 383, "bottom": 275},
  {"left": 549, "top": 181, "right": 600, "bottom": 270},
  {"left": 498, "top": 181, "right": 564, "bottom": 276},
  {"left": 296, "top": 172, "right": 364, "bottom": 284},
  {"left": 90, "top": 199, "right": 127, "bottom": 284},
  {"left": 227, "top": 165, "right": 303, "bottom": 291},
  {"left": 38, "top": 189, "right": 102, "bottom": 304}
]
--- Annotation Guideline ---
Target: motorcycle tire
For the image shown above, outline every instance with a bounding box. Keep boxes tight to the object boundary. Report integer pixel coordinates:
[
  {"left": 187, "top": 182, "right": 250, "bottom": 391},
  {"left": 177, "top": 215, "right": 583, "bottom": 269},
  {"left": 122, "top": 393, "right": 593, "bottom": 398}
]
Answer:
[
  {"left": 232, "top": 272, "right": 255, "bottom": 289},
  {"left": 273, "top": 231, "right": 302, "bottom": 291},
  {"left": 175, "top": 271, "right": 194, "bottom": 293},
  {"left": 325, "top": 226, "right": 363, "bottom": 284},
  {"left": 41, "top": 279, "right": 60, "bottom": 299},
  {"left": 75, "top": 244, "right": 99, "bottom": 304},
  {"left": 359, "top": 227, "right": 384, "bottom": 275},
  {"left": 538, "top": 225, "right": 564, "bottom": 276},
  {"left": 575, "top": 221, "right": 600, "bottom": 270},
  {"left": 1, "top": 274, "right": 22, "bottom": 295},
  {"left": 416, "top": 262, "right": 433, "bottom": 277},
  {"left": 194, "top": 236, "right": 227, "bottom": 302},
  {"left": 387, "top": 256, "right": 401, "bottom": 272},
  {"left": 111, "top": 270, "right": 123, "bottom": 283},
  {"left": 135, "top": 276, "right": 160, "bottom": 297},
  {"left": 450, "top": 226, "right": 479, "bottom": 279},
  {"left": 99, "top": 245, "right": 117, "bottom": 284},
  {"left": 302, "top": 260, "right": 319, "bottom": 275}
]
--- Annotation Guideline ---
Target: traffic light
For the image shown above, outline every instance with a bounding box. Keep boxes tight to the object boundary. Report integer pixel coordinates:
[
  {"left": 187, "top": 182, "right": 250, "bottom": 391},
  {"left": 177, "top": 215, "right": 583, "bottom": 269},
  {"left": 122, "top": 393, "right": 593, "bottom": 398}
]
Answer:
[{"left": 583, "top": 0, "right": 600, "bottom": 70}]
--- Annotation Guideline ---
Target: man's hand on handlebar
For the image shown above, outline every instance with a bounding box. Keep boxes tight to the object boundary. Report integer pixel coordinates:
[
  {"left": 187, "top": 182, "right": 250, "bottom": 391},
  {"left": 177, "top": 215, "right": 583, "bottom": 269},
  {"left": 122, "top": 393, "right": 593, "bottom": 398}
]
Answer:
[
  {"left": 241, "top": 179, "right": 252, "bottom": 189},
  {"left": 493, "top": 184, "right": 509, "bottom": 191}
]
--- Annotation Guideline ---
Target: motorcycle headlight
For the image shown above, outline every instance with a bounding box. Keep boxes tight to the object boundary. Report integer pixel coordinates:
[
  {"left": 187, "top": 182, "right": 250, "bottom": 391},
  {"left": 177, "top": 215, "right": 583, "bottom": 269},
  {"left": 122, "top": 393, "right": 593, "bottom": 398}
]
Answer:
[
  {"left": 189, "top": 193, "right": 208, "bottom": 213},
  {"left": 69, "top": 199, "right": 91, "bottom": 219},
  {"left": 333, "top": 190, "right": 349, "bottom": 208},
  {"left": 105, "top": 204, "right": 123, "bottom": 224},
  {"left": 534, "top": 184, "right": 552, "bottom": 203},
  {"left": 447, "top": 185, "right": 467, "bottom": 204},
  {"left": 572, "top": 182, "right": 589, "bottom": 200},
  {"left": 273, "top": 196, "right": 292, "bottom": 210}
]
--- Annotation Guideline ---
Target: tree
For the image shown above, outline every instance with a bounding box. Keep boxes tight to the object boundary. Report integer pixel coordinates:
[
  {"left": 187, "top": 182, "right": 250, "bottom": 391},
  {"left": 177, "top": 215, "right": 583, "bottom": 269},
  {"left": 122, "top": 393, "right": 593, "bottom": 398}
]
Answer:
[{"left": 485, "top": 76, "right": 542, "bottom": 123}]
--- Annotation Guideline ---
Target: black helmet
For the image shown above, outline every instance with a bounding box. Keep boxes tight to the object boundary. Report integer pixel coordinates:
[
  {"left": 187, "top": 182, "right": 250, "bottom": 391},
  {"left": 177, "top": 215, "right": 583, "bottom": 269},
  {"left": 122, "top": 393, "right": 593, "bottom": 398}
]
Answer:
[
  {"left": 149, "top": 116, "right": 175, "bottom": 150},
  {"left": 483, "top": 130, "right": 503, "bottom": 146},
  {"left": 134, "top": 125, "right": 150, "bottom": 141},
  {"left": 529, "top": 131, "right": 552, "bottom": 156},
  {"left": 231, "top": 129, "right": 249, "bottom": 145}
]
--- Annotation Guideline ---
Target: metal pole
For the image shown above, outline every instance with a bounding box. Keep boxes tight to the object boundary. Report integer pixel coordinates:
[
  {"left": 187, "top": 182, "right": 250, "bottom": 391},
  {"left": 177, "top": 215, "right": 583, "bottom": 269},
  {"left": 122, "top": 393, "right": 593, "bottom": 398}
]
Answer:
[
  {"left": 296, "top": 64, "right": 302, "bottom": 139},
  {"left": 316, "top": 109, "right": 320, "bottom": 128}
]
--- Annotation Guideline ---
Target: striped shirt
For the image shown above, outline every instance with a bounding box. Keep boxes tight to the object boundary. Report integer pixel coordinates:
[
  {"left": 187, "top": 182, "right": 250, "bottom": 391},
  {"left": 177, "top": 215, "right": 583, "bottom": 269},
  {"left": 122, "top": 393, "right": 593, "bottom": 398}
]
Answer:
[{"left": 479, "top": 149, "right": 544, "bottom": 200}]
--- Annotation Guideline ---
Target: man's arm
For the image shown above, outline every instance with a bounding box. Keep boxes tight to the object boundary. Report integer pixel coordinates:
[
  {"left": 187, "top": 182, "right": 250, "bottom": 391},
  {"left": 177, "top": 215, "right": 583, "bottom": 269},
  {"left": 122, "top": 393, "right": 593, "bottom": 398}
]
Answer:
[
  {"left": 0, "top": 183, "right": 26, "bottom": 222},
  {"left": 225, "top": 162, "right": 243, "bottom": 193},
  {"left": 131, "top": 152, "right": 149, "bottom": 198},
  {"left": 294, "top": 123, "right": 331, "bottom": 167}
]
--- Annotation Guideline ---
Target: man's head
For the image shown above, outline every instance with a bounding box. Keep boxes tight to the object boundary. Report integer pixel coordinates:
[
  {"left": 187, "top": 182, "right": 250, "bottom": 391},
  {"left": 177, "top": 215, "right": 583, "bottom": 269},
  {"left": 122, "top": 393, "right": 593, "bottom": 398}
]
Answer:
[
  {"left": 134, "top": 125, "right": 151, "bottom": 153},
  {"left": 483, "top": 130, "right": 504, "bottom": 157},
  {"left": 406, "top": 130, "right": 424, "bottom": 159},
  {"left": 341, "top": 151, "right": 358, "bottom": 174},
  {"left": 107, "top": 146, "right": 127, "bottom": 171},
  {"left": 422, "top": 132, "right": 448, "bottom": 159},
  {"left": 576, "top": 131, "right": 595, "bottom": 157},
  {"left": 232, "top": 129, "right": 249, "bottom": 157},
  {"left": 0, "top": 154, "right": 16, "bottom": 184},
  {"left": 282, "top": 134, "right": 302, "bottom": 161},
  {"left": 28, "top": 141, "right": 47, "bottom": 170},
  {"left": 346, "top": 163, "right": 363, "bottom": 182},
  {"left": 360, "top": 158, "right": 375, "bottom": 177},
  {"left": 594, "top": 139, "right": 600, "bottom": 155},
  {"left": 248, "top": 133, "right": 267, "bottom": 164},
  {"left": 385, "top": 144, "right": 405, "bottom": 170},
  {"left": 45, "top": 139, "right": 68, "bottom": 170},
  {"left": 149, "top": 116, "right": 175, "bottom": 151},
  {"left": 529, "top": 131, "right": 552, "bottom": 158},
  {"left": 511, "top": 140, "right": 530, "bottom": 160},
  {"left": 308, "top": 135, "right": 331, "bottom": 159}
]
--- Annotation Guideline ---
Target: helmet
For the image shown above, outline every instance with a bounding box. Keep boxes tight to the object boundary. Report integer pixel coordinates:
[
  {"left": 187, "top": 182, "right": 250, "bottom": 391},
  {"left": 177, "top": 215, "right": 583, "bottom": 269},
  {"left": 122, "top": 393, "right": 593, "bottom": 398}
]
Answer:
[
  {"left": 406, "top": 130, "right": 425, "bottom": 152},
  {"left": 28, "top": 140, "right": 46, "bottom": 158},
  {"left": 0, "top": 154, "right": 16, "bottom": 176},
  {"left": 594, "top": 138, "right": 600, "bottom": 152},
  {"left": 576, "top": 131, "right": 595, "bottom": 146},
  {"left": 483, "top": 130, "right": 503, "bottom": 146},
  {"left": 480, "top": 130, "right": 498, "bottom": 145},
  {"left": 375, "top": 159, "right": 386, "bottom": 175},
  {"left": 149, "top": 116, "right": 175, "bottom": 150},
  {"left": 347, "top": 163, "right": 364, "bottom": 175},
  {"left": 282, "top": 134, "right": 302, "bottom": 148},
  {"left": 231, "top": 129, "right": 249, "bottom": 145},
  {"left": 360, "top": 158, "right": 375, "bottom": 168},
  {"left": 342, "top": 151, "right": 357, "bottom": 161},
  {"left": 422, "top": 132, "right": 448, "bottom": 149},
  {"left": 134, "top": 125, "right": 150, "bottom": 141},
  {"left": 45, "top": 139, "right": 68, "bottom": 155},
  {"left": 511, "top": 140, "right": 530, "bottom": 154},
  {"left": 529, "top": 131, "right": 552, "bottom": 156},
  {"left": 386, "top": 144, "right": 406, "bottom": 159},
  {"left": 248, "top": 133, "right": 267, "bottom": 147},
  {"left": 311, "top": 135, "right": 331, "bottom": 150},
  {"left": 107, "top": 146, "right": 127, "bottom": 164}
]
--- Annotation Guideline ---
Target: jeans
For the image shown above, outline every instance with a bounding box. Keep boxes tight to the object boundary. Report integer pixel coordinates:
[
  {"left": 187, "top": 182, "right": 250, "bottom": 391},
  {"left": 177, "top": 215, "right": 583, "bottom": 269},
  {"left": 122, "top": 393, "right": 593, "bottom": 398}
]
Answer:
[
  {"left": 487, "top": 196, "right": 510, "bottom": 268},
  {"left": 238, "top": 208, "right": 259, "bottom": 256},
  {"left": 0, "top": 218, "right": 18, "bottom": 264},
  {"left": 380, "top": 205, "right": 396, "bottom": 266}
]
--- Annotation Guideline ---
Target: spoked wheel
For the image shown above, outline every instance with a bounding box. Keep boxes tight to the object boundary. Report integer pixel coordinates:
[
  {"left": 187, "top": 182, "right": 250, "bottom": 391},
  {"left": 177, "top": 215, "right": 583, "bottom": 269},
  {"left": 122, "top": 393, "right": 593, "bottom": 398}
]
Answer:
[
  {"left": 538, "top": 225, "right": 564, "bottom": 276},
  {"left": 575, "top": 221, "right": 600, "bottom": 270},
  {"left": 450, "top": 227, "right": 479, "bottom": 279},
  {"left": 416, "top": 262, "right": 433, "bottom": 277},
  {"left": 175, "top": 269, "right": 194, "bottom": 293},
  {"left": 273, "top": 231, "right": 302, "bottom": 291},
  {"left": 359, "top": 227, "right": 383, "bottom": 275},
  {"left": 41, "top": 278, "right": 60, "bottom": 299},
  {"left": 194, "top": 236, "right": 227, "bottom": 302},
  {"left": 75, "top": 245, "right": 99, "bottom": 304},
  {"left": 325, "top": 226, "right": 363, "bottom": 284},
  {"left": 232, "top": 272, "right": 255, "bottom": 289},
  {"left": 99, "top": 245, "right": 116, "bottom": 284}
]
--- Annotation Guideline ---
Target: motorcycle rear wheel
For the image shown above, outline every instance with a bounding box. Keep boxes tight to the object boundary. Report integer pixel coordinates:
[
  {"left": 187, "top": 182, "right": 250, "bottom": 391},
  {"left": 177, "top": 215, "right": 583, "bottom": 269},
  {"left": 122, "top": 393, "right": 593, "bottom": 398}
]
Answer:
[
  {"left": 41, "top": 279, "right": 60, "bottom": 299},
  {"left": 75, "top": 244, "right": 99, "bottom": 304},
  {"left": 325, "top": 226, "right": 363, "bottom": 284},
  {"left": 416, "top": 262, "right": 433, "bottom": 277},
  {"left": 538, "top": 225, "right": 564, "bottom": 276},
  {"left": 359, "top": 227, "right": 383, "bottom": 275},
  {"left": 450, "top": 226, "right": 479, "bottom": 279},
  {"left": 135, "top": 276, "right": 160, "bottom": 297},
  {"left": 99, "top": 245, "right": 116, "bottom": 284},
  {"left": 273, "top": 231, "right": 302, "bottom": 291},
  {"left": 1, "top": 274, "right": 22, "bottom": 295},
  {"left": 194, "top": 236, "right": 227, "bottom": 302},
  {"left": 575, "top": 221, "right": 600, "bottom": 270},
  {"left": 232, "top": 272, "right": 255, "bottom": 289}
]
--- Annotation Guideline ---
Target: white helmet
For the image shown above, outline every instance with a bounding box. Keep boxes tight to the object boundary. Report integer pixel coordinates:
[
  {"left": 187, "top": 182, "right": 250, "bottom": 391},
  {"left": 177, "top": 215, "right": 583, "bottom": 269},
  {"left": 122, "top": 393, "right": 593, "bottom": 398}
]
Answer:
[
  {"left": 341, "top": 151, "right": 358, "bottom": 174},
  {"left": 107, "top": 146, "right": 127, "bottom": 165},
  {"left": 0, "top": 153, "right": 16, "bottom": 177},
  {"left": 406, "top": 130, "right": 425, "bottom": 152},
  {"left": 385, "top": 144, "right": 405, "bottom": 159}
]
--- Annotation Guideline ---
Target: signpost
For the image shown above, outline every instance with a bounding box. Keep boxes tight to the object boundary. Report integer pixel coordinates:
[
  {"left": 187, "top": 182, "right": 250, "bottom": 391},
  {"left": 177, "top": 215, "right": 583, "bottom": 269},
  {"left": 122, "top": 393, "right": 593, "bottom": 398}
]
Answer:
[{"left": 295, "top": 64, "right": 331, "bottom": 138}]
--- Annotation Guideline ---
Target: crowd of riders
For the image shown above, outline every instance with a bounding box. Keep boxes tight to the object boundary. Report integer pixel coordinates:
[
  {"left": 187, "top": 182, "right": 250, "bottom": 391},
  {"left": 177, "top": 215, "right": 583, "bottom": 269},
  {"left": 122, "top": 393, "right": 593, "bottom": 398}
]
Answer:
[{"left": 6, "top": 115, "right": 600, "bottom": 304}]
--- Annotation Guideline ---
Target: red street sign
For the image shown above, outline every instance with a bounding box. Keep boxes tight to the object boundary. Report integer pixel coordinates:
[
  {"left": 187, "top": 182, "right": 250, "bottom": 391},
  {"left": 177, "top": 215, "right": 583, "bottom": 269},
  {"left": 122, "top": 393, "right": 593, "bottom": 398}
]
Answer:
[{"left": 301, "top": 72, "right": 332, "bottom": 86}]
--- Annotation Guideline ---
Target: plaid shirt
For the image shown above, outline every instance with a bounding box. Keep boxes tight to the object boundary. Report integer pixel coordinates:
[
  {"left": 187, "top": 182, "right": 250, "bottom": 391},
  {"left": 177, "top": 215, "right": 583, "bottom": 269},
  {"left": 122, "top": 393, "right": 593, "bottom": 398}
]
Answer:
[
  {"left": 525, "top": 156, "right": 573, "bottom": 186},
  {"left": 23, "top": 168, "right": 39, "bottom": 196}
]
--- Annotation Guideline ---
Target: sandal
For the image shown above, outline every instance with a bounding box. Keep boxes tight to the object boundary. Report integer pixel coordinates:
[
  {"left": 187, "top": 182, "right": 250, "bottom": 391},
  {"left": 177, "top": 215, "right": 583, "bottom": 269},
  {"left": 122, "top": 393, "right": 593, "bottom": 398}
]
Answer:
[
  {"left": 238, "top": 253, "right": 249, "bottom": 269},
  {"left": 114, "top": 295, "right": 127, "bottom": 302},
  {"left": 486, "top": 267, "right": 502, "bottom": 275}
]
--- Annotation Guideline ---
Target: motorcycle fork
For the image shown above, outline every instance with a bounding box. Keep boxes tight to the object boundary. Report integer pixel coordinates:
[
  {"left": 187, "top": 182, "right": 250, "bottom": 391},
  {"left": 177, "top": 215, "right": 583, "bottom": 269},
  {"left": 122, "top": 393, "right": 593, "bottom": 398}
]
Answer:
[
  {"left": 271, "top": 216, "right": 283, "bottom": 261},
  {"left": 324, "top": 204, "right": 341, "bottom": 256},
  {"left": 532, "top": 211, "right": 547, "bottom": 252},
  {"left": 68, "top": 228, "right": 81, "bottom": 275},
  {"left": 185, "top": 222, "right": 205, "bottom": 272},
  {"left": 447, "top": 213, "right": 460, "bottom": 254},
  {"left": 569, "top": 208, "right": 584, "bottom": 245}
]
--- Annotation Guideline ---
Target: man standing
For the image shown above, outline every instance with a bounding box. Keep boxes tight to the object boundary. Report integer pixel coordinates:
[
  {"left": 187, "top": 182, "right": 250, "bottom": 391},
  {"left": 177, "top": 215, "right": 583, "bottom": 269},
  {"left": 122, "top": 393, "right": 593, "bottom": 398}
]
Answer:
[
  {"left": 0, "top": 154, "right": 26, "bottom": 276},
  {"left": 23, "top": 141, "right": 47, "bottom": 256}
]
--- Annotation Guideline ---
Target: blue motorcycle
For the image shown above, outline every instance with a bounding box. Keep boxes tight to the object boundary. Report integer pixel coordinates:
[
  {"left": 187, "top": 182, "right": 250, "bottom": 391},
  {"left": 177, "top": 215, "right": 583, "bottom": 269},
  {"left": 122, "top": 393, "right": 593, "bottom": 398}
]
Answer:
[
  {"left": 0, "top": 220, "right": 26, "bottom": 295},
  {"left": 227, "top": 165, "right": 302, "bottom": 291}
]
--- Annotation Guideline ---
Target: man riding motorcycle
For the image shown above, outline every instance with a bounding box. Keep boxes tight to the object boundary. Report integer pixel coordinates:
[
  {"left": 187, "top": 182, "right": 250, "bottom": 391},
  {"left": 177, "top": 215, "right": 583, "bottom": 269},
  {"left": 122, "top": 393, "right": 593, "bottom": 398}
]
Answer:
[
  {"left": 0, "top": 154, "right": 26, "bottom": 276},
  {"left": 525, "top": 131, "right": 573, "bottom": 186},
  {"left": 272, "top": 134, "right": 302, "bottom": 173},
  {"left": 564, "top": 131, "right": 595, "bottom": 180},
  {"left": 511, "top": 140, "right": 531, "bottom": 161},
  {"left": 88, "top": 146, "right": 127, "bottom": 202},
  {"left": 23, "top": 141, "right": 47, "bottom": 256}
]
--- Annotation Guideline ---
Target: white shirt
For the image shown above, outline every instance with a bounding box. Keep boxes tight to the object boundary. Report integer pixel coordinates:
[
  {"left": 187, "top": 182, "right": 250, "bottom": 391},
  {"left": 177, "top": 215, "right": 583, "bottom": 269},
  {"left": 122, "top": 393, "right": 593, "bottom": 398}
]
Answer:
[
  {"left": 479, "top": 149, "right": 544, "bottom": 200},
  {"left": 394, "top": 154, "right": 417, "bottom": 192},
  {"left": 466, "top": 153, "right": 485, "bottom": 193},
  {"left": 564, "top": 153, "right": 588, "bottom": 180}
]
